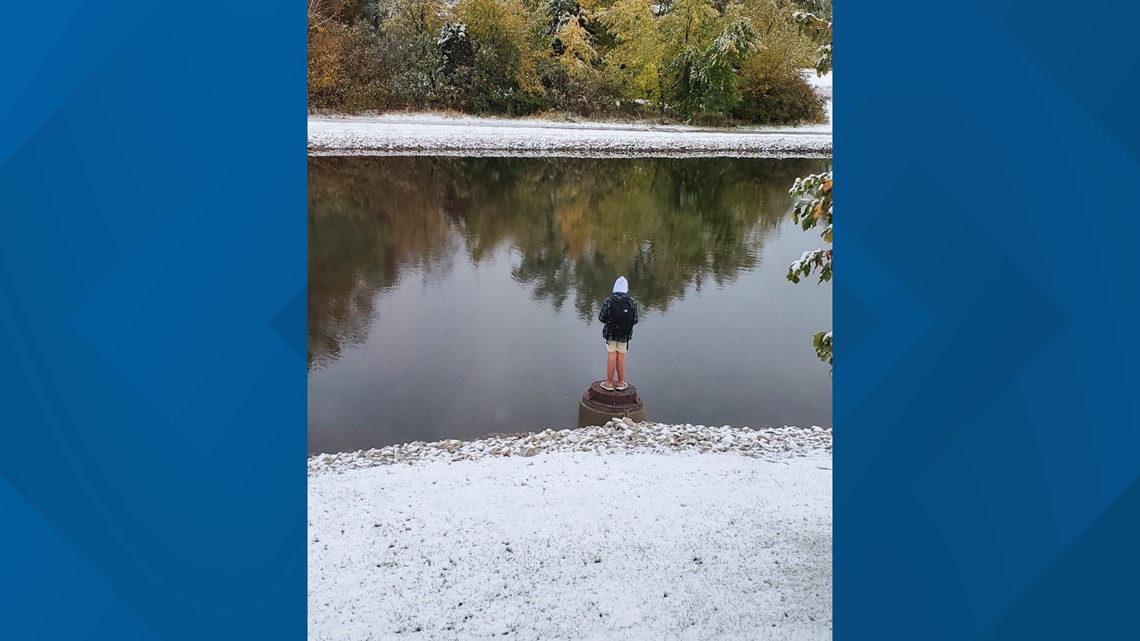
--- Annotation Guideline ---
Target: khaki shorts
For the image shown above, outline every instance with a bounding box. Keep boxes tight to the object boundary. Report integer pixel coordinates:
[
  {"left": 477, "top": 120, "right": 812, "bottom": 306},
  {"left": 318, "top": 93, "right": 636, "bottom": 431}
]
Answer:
[{"left": 605, "top": 340, "right": 628, "bottom": 354}]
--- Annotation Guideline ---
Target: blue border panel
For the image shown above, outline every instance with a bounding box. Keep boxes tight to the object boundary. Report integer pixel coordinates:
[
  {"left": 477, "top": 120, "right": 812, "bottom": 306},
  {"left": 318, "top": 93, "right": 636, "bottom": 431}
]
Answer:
[
  {"left": 838, "top": 1, "right": 1139, "bottom": 639},
  {"left": 1, "top": 3, "right": 305, "bottom": 640}
]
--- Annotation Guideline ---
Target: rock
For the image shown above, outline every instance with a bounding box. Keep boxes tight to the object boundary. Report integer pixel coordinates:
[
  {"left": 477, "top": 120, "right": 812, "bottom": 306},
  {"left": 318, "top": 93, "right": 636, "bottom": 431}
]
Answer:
[{"left": 521, "top": 447, "right": 538, "bottom": 457}]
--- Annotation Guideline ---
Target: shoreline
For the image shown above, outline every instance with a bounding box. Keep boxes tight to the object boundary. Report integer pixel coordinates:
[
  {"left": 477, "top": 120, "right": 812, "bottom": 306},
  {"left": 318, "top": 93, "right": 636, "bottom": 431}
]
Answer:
[
  {"left": 309, "top": 419, "right": 832, "bottom": 474},
  {"left": 307, "top": 112, "right": 832, "bottom": 158}
]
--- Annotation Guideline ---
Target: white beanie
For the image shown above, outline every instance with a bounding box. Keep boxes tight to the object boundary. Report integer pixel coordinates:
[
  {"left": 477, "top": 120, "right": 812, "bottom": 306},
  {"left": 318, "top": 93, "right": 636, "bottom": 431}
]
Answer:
[{"left": 613, "top": 276, "right": 629, "bottom": 294}]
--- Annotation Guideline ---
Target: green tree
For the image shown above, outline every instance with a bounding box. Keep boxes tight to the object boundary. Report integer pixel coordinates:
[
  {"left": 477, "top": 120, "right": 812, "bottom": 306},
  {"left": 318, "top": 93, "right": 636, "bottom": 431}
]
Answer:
[
  {"left": 658, "top": 0, "right": 720, "bottom": 114},
  {"left": 667, "top": 18, "right": 756, "bottom": 116}
]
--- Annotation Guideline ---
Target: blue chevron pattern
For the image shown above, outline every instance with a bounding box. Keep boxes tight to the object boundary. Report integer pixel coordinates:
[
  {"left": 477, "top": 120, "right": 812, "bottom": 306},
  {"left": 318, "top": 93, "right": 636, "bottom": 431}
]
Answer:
[
  {"left": 838, "top": 0, "right": 1140, "bottom": 638},
  {"left": 0, "top": 2, "right": 305, "bottom": 640}
]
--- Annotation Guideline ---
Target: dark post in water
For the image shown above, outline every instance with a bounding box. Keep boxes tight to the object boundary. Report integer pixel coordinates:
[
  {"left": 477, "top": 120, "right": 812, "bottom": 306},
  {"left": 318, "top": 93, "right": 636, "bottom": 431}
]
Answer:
[{"left": 578, "top": 381, "right": 649, "bottom": 428}]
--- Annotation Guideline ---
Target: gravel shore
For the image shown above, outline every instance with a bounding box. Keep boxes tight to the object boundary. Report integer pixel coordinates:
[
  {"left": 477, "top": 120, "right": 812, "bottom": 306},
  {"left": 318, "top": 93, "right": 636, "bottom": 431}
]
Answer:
[{"left": 309, "top": 418, "right": 833, "bottom": 474}]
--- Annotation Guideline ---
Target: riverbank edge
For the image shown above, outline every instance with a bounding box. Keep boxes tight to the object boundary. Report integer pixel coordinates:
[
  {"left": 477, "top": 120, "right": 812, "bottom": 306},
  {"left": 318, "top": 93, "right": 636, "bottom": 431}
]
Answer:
[
  {"left": 308, "top": 146, "right": 833, "bottom": 158},
  {"left": 307, "top": 113, "right": 832, "bottom": 157},
  {"left": 309, "top": 419, "right": 833, "bottom": 475}
]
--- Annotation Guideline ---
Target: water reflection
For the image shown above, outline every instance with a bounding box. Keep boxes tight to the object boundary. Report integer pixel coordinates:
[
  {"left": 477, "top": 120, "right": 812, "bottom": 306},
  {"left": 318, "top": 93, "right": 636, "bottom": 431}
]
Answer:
[{"left": 309, "top": 156, "right": 828, "bottom": 371}]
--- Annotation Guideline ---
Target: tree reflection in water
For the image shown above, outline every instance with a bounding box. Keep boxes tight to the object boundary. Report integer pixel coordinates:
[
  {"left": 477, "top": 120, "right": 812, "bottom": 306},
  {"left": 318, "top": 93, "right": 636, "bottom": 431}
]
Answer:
[{"left": 308, "top": 156, "right": 830, "bottom": 370}]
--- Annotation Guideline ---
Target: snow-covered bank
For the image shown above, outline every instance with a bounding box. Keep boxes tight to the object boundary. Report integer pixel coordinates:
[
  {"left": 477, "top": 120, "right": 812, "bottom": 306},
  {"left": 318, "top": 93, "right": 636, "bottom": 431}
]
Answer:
[
  {"left": 307, "top": 114, "right": 832, "bottom": 158},
  {"left": 309, "top": 419, "right": 832, "bottom": 472},
  {"left": 309, "top": 421, "right": 832, "bottom": 640}
]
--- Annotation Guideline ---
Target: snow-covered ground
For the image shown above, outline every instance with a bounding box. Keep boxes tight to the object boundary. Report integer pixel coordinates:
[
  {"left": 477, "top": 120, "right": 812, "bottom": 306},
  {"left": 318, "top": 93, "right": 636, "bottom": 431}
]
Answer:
[
  {"left": 308, "top": 73, "right": 832, "bottom": 158},
  {"left": 309, "top": 420, "right": 832, "bottom": 640},
  {"left": 307, "top": 115, "right": 831, "bottom": 157}
]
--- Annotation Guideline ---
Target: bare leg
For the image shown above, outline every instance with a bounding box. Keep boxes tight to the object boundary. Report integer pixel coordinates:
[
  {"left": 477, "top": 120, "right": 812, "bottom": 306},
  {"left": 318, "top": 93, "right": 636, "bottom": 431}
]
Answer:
[
  {"left": 616, "top": 352, "right": 626, "bottom": 386},
  {"left": 606, "top": 351, "right": 618, "bottom": 386}
]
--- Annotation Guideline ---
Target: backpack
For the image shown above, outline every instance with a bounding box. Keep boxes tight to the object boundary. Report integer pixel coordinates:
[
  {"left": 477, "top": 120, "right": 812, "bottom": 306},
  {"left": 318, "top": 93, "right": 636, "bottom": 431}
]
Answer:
[{"left": 607, "top": 294, "right": 635, "bottom": 336}]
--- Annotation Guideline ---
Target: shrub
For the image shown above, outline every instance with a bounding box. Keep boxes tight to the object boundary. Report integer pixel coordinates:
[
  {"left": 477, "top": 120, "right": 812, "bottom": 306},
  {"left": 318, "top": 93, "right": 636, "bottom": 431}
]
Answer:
[
  {"left": 308, "top": 20, "right": 398, "bottom": 111},
  {"left": 734, "top": 71, "right": 825, "bottom": 125}
]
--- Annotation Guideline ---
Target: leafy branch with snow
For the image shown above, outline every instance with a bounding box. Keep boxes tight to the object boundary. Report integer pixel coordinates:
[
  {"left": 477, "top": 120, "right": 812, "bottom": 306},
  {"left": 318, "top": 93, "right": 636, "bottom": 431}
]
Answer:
[
  {"left": 786, "top": 171, "right": 833, "bottom": 370},
  {"left": 791, "top": 9, "right": 832, "bottom": 76},
  {"left": 787, "top": 4, "right": 832, "bottom": 371}
]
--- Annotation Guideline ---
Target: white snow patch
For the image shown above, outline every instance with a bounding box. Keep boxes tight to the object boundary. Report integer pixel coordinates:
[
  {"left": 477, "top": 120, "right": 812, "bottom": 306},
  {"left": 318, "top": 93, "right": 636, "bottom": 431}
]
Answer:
[
  {"left": 309, "top": 421, "right": 831, "bottom": 640},
  {"left": 308, "top": 113, "right": 831, "bottom": 157}
]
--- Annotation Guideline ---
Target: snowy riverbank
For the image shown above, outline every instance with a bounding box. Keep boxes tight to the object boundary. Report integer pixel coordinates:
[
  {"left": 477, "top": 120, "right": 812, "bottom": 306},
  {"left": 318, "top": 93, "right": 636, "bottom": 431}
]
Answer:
[
  {"left": 307, "top": 114, "right": 831, "bottom": 157},
  {"left": 309, "top": 420, "right": 832, "bottom": 640}
]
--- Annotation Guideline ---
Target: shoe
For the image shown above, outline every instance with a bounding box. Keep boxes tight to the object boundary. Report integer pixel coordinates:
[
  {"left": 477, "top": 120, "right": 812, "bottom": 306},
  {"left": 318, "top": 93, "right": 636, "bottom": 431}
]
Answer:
[
  {"left": 616, "top": 382, "right": 629, "bottom": 390},
  {"left": 600, "top": 382, "right": 615, "bottom": 391}
]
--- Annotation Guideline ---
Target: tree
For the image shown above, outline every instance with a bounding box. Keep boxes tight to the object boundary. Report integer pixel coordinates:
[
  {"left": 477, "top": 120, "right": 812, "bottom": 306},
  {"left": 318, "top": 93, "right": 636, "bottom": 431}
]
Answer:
[
  {"left": 667, "top": 18, "right": 756, "bottom": 116},
  {"left": 733, "top": 0, "right": 822, "bottom": 124},
  {"left": 786, "top": 5, "right": 832, "bottom": 369},
  {"left": 382, "top": 0, "right": 450, "bottom": 37},
  {"left": 599, "top": 0, "right": 667, "bottom": 110},
  {"left": 308, "top": 0, "right": 831, "bottom": 121},
  {"left": 434, "top": 22, "right": 474, "bottom": 106},
  {"left": 457, "top": 0, "right": 544, "bottom": 93}
]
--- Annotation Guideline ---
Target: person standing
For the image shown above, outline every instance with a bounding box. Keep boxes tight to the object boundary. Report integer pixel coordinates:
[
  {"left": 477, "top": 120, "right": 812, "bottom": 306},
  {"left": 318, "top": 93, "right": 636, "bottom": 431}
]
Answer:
[{"left": 597, "top": 276, "right": 639, "bottom": 391}]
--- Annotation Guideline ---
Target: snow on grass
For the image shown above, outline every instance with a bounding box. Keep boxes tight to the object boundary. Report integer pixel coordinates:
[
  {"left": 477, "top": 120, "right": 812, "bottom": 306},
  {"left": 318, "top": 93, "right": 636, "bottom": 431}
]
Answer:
[
  {"left": 309, "top": 421, "right": 832, "bottom": 640},
  {"left": 307, "top": 114, "right": 831, "bottom": 158}
]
